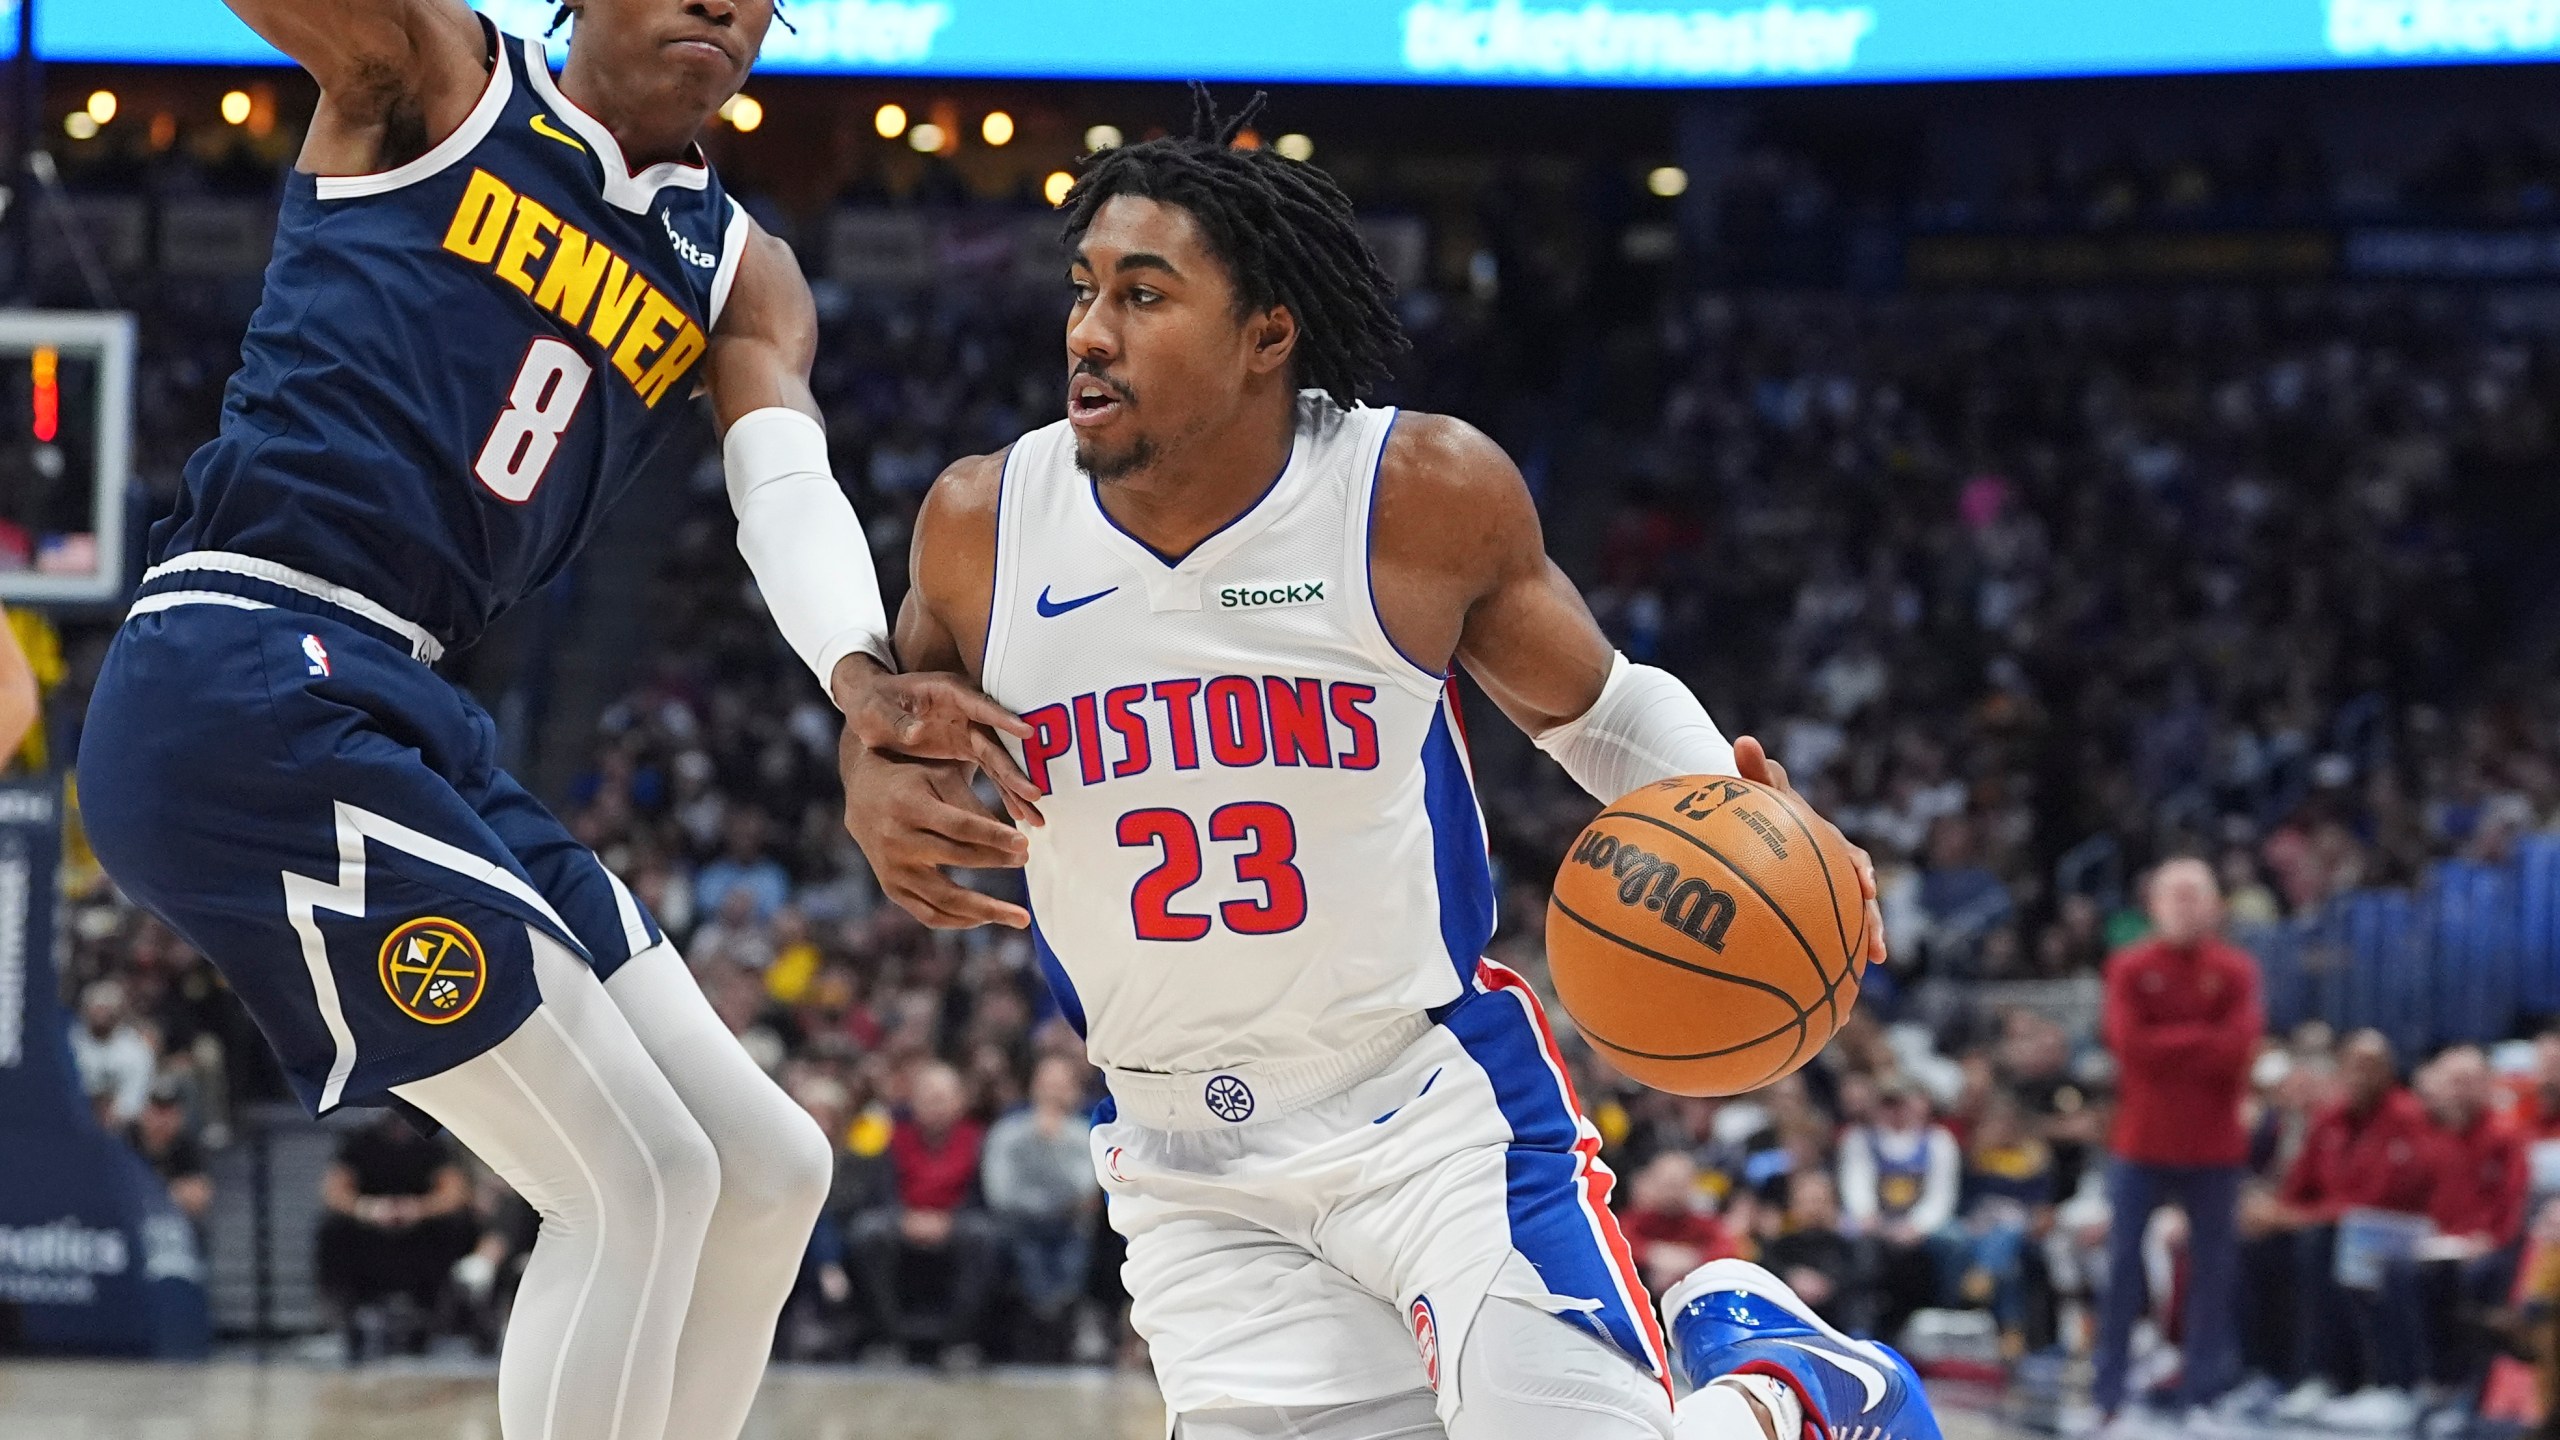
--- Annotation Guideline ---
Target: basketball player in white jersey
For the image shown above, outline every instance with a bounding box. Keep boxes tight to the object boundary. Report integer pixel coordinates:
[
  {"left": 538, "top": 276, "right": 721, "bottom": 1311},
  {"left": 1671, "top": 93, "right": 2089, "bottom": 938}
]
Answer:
[{"left": 847, "top": 93, "right": 1937, "bottom": 1440}]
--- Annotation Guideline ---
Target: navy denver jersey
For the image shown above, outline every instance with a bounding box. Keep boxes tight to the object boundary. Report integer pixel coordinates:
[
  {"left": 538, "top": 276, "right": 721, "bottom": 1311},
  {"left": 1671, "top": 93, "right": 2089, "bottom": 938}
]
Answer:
[
  {"left": 80, "top": 17, "right": 748, "bottom": 1114},
  {"left": 150, "top": 20, "right": 743, "bottom": 652}
]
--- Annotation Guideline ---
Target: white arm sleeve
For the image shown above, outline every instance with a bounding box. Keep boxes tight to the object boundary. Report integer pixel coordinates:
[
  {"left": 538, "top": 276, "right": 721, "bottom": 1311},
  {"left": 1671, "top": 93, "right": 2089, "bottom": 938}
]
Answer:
[
  {"left": 725, "top": 407, "right": 893, "bottom": 698},
  {"left": 1531, "top": 652, "right": 1738, "bottom": 803}
]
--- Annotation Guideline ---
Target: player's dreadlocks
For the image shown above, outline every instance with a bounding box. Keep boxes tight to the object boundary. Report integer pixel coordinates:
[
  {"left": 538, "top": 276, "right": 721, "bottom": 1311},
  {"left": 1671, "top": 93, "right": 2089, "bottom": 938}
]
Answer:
[
  {"left": 1060, "top": 85, "right": 1407, "bottom": 409},
  {"left": 548, "top": 2, "right": 794, "bottom": 35}
]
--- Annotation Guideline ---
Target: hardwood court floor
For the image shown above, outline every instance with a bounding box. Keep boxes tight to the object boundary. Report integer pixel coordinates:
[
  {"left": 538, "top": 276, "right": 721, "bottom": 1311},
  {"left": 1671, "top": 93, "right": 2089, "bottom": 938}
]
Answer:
[
  {"left": 0, "top": 1357, "right": 2024, "bottom": 1439},
  {"left": 0, "top": 1359, "right": 1167, "bottom": 1440}
]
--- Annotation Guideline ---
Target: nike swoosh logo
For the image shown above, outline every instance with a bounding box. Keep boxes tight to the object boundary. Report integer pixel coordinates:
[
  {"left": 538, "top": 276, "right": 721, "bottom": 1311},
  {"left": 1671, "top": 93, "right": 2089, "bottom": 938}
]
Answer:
[
  {"left": 1774, "top": 1339, "right": 1888, "bottom": 1413},
  {"left": 530, "top": 113, "right": 586, "bottom": 152},
  {"left": 1372, "top": 1068, "right": 1443, "bottom": 1125},
  {"left": 1036, "top": 585, "right": 1117, "bottom": 618}
]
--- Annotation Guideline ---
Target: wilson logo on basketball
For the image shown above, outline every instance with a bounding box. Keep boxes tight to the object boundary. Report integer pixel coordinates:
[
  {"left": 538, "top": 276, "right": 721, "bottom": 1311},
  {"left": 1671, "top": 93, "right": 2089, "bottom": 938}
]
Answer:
[
  {"left": 1566, "top": 829, "right": 1739, "bottom": 951},
  {"left": 378, "top": 917, "right": 488, "bottom": 1025}
]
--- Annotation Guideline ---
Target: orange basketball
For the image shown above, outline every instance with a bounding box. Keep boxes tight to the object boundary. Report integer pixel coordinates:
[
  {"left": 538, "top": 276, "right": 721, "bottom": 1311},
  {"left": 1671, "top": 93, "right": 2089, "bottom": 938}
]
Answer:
[{"left": 1545, "top": 775, "right": 1865, "bottom": 1097}]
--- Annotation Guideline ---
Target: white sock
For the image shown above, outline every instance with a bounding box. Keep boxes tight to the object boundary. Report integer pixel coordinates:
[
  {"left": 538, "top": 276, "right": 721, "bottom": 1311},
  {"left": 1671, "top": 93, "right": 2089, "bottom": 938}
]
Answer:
[
  {"left": 603, "top": 944, "right": 834, "bottom": 1440},
  {"left": 1674, "top": 1374, "right": 1804, "bottom": 1440},
  {"left": 395, "top": 931, "right": 721, "bottom": 1440}
]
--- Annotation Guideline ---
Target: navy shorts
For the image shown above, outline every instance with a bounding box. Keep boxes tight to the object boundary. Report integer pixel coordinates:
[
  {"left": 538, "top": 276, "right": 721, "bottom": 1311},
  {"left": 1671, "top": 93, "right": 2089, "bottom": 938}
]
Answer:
[{"left": 79, "top": 570, "right": 663, "bottom": 1114}]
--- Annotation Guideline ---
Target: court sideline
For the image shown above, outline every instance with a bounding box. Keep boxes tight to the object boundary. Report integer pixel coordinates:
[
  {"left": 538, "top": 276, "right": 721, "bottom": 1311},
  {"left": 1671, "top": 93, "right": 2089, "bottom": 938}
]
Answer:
[{"left": 0, "top": 1358, "right": 2038, "bottom": 1439}]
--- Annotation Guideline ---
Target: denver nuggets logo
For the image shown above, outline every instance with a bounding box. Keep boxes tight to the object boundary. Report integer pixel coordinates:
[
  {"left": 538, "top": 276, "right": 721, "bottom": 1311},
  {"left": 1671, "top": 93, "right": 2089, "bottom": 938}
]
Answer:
[{"left": 378, "top": 917, "right": 488, "bottom": 1025}]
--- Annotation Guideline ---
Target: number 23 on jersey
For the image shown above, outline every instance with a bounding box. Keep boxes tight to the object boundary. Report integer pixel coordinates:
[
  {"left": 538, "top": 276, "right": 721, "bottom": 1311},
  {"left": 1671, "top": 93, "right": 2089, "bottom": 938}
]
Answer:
[{"left": 1117, "top": 802, "right": 1308, "bottom": 941}]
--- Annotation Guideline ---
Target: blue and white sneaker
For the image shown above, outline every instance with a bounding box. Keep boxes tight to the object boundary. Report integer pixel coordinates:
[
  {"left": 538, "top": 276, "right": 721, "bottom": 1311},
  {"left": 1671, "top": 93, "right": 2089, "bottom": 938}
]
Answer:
[{"left": 1659, "top": 1259, "right": 1945, "bottom": 1440}]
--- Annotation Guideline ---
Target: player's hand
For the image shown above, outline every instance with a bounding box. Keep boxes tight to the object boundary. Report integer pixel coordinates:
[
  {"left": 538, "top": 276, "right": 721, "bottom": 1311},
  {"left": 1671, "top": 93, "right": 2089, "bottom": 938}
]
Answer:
[
  {"left": 839, "top": 740, "right": 1031, "bottom": 930},
  {"left": 831, "top": 655, "right": 1045, "bottom": 826},
  {"left": 1733, "top": 734, "right": 1887, "bottom": 969}
]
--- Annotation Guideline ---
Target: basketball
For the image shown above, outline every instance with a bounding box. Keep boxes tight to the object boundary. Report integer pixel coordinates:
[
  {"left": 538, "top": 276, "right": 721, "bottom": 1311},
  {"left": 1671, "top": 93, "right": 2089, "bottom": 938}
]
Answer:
[{"left": 1546, "top": 775, "right": 1866, "bottom": 1097}]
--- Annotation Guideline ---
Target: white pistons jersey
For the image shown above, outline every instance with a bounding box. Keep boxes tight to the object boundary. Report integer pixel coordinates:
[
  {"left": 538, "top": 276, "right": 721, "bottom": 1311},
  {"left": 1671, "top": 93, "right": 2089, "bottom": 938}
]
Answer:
[{"left": 982, "top": 394, "right": 1496, "bottom": 1085}]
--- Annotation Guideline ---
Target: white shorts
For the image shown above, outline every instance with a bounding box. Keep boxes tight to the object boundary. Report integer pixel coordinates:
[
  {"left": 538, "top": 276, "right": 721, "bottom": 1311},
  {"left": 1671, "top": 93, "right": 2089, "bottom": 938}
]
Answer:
[{"left": 1094, "top": 960, "right": 1671, "bottom": 1427}]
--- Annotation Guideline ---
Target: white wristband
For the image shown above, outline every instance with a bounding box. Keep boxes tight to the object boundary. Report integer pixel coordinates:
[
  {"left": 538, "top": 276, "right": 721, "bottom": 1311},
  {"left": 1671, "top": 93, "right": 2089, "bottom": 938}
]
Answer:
[
  {"left": 724, "top": 407, "right": 893, "bottom": 698},
  {"left": 1532, "top": 652, "right": 1737, "bottom": 803}
]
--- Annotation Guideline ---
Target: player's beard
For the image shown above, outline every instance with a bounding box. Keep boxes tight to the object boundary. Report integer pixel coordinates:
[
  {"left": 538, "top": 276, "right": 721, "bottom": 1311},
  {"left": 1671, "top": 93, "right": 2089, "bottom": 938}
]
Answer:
[{"left": 1076, "top": 432, "right": 1158, "bottom": 484}]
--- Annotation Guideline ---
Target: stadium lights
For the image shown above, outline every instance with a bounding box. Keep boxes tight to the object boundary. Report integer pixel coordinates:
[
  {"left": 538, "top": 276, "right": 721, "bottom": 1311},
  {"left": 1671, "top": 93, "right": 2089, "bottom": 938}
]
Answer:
[
  {"left": 908, "top": 122, "right": 946, "bottom": 153},
  {"left": 874, "top": 103, "right": 908, "bottom": 138},
  {"left": 31, "top": 346, "right": 58, "bottom": 445},
  {"left": 982, "top": 110, "right": 1015, "bottom": 147},
  {"left": 1044, "top": 170, "right": 1074, "bottom": 207},
  {"left": 63, "top": 112, "right": 98, "bottom": 141},
  {"left": 86, "top": 91, "right": 117, "bottom": 125},
  {"left": 1647, "top": 166, "right": 1689, "bottom": 197},
  {"left": 1084, "top": 124, "right": 1123, "bottom": 152},
  {"left": 221, "top": 90, "right": 252, "bottom": 126},
  {"left": 1276, "top": 133, "right": 1314, "bottom": 162},
  {"left": 721, "top": 94, "right": 764, "bottom": 133}
]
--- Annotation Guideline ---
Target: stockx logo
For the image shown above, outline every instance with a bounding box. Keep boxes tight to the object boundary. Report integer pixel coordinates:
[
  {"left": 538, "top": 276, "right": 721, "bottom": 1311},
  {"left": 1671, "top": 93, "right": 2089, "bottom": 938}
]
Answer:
[{"left": 1218, "top": 579, "right": 1328, "bottom": 612}]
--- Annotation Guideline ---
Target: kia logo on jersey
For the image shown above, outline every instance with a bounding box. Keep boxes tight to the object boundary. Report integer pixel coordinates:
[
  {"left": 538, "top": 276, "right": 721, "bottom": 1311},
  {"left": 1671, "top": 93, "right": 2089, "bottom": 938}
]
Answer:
[{"left": 1411, "top": 1296, "right": 1441, "bottom": 1390}]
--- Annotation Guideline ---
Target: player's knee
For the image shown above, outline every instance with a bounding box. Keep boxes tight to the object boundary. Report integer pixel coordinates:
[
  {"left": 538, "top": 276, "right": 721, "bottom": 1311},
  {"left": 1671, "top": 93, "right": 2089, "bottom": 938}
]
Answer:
[
  {"left": 620, "top": 1108, "right": 723, "bottom": 1238},
  {"left": 1449, "top": 1298, "right": 1672, "bottom": 1440},
  {"left": 711, "top": 1098, "right": 832, "bottom": 1233}
]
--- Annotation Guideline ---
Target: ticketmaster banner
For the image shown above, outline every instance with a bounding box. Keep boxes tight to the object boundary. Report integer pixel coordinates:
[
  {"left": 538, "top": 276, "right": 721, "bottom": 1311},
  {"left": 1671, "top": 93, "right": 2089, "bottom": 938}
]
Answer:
[
  {"left": 32, "top": 0, "right": 2560, "bottom": 83},
  {"left": 0, "top": 779, "right": 208, "bottom": 1356}
]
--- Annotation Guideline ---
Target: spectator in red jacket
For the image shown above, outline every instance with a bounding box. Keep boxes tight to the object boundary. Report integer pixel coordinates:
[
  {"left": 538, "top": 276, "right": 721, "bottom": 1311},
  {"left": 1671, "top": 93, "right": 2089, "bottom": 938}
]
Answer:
[
  {"left": 848, "top": 1062, "right": 998, "bottom": 1363},
  {"left": 2270, "top": 1032, "right": 2442, "bottom": 1223},
  {"left": 2381, "top": 1046, "right": 2530, "bottom": 1400},
  {"left": 2093, "top": 857, "right": 2262, "bottom": 1418},
  {"left": 2425, "top": 1048, "right": 2530, "bottom": 1251},
  {"left": 2252, "top": 1029, "right": 2442, "bottom": 1427},
  {"left": 2497, "top": 1028, "right": 2560, "bottom": 1142},
  {"left": 1620, "top": 1151, "right": 1743, "bottom": 1296}
]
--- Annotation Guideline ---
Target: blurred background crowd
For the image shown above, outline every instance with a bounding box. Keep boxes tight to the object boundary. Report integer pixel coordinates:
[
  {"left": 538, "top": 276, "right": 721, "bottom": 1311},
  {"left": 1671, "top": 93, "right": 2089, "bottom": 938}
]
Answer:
[{"left": 16, "top": 56, "right": 2560, "bottom": 1437}]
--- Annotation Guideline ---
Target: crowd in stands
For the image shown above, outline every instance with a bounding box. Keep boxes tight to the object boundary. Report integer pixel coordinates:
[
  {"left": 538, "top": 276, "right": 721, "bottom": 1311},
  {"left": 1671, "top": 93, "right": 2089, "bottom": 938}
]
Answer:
[{"left": 16, "top": 118, "right": 2560, "bottom": 1437}]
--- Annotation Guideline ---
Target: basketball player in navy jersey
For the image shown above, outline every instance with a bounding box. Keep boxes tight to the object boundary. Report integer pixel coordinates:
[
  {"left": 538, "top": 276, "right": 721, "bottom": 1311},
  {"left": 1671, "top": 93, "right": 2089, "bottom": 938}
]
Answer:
[
  {"left": 77, "top": 5, "right": 1036, "bottom": 1439},
  {"left": 850, "top": 95, "right": 1943, "bottom": 1440}
]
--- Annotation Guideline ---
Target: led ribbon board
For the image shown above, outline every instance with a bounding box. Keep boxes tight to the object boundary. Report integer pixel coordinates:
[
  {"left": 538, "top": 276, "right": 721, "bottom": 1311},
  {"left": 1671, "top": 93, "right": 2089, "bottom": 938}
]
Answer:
[{"left": 30, "top": 0, "right": 2560, "bottom": 83}]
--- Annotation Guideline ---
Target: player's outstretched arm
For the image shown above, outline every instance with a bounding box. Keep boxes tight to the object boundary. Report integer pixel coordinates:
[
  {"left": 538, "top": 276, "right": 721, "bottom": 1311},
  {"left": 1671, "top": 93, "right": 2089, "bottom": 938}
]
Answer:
[
  {"left": 1375, "top": 413, "right": 1884, "bottom": 965},
  {"left": 706, "top": 228, "right": 1040, "bottom": 811},
  {"left": 707, "top": 238, "right": 1035, "bottom": 930},
  {"left": 222, "top": 0, "right": 488, "bottom": 172}
]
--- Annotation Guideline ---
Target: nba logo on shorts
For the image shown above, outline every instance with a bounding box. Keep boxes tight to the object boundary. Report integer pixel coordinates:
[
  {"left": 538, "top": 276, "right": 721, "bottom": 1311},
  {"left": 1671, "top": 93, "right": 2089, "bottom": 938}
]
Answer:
[
  {"left": 1410, "top": 1296, "right": 1440, "bottom": 1391},
  {"left": 301, "top": 633, "right": 332, "bottom": 677}
]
